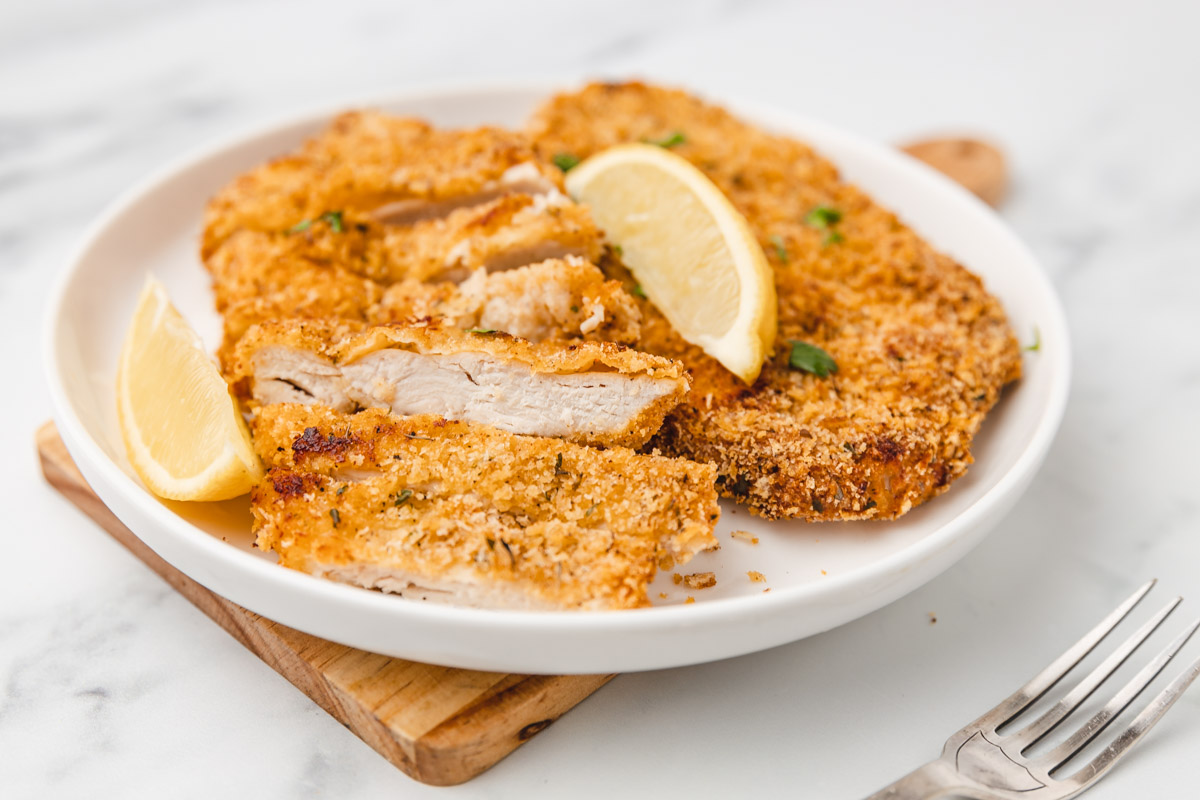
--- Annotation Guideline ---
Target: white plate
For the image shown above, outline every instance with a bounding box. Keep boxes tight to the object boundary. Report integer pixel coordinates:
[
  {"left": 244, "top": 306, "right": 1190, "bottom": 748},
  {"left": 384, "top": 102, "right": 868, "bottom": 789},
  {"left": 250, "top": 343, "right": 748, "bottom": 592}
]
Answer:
[{"left": 45, "top": 82, "right": 1070, "bottom": 674}]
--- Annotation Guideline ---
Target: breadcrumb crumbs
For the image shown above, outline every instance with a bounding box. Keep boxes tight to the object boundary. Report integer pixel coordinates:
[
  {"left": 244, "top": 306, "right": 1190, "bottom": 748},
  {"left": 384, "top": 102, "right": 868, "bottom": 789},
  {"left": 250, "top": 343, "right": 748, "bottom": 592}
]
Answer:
[
  {"left": 672, "top": 573, "right": 683, "bottom": 585},
  {"left": 659, "top": 592, "right": 668, "bottom": 599},
  {"left": 683, "top": 572, "right": 717, "bottom": 590},
  {"left": 748, "top": 570, "right": 766, "bottom": 583},
  {"left": 730, "top": 530, "right": 759, "bottom": 544},
  {"left": 685, "top": 596, "right": 696, "bottom": 604}
]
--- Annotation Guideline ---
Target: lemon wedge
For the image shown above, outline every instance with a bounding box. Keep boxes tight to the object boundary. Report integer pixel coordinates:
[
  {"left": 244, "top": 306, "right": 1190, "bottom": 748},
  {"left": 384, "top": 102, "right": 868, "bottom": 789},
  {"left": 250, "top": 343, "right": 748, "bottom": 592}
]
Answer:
[
  {"left": 116, "top": 276, "right": 262, "bottom": 500},
  {"left": 565, "top": 143, "right": 777, "bottom": 383}
]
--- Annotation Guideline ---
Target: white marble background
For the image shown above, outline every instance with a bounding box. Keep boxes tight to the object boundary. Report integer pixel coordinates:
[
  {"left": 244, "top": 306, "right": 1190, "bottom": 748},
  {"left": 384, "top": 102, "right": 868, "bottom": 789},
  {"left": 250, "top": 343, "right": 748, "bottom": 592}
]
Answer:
[{"left": 3, "top": 0, "right": 1199, "bottom": 797}]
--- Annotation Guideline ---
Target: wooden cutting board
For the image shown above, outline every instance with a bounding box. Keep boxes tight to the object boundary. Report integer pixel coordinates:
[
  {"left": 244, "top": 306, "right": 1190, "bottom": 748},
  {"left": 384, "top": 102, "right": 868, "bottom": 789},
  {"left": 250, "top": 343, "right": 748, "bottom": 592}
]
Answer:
[{"left": 36, "top": 422, "right": 614, "bottom": 786}]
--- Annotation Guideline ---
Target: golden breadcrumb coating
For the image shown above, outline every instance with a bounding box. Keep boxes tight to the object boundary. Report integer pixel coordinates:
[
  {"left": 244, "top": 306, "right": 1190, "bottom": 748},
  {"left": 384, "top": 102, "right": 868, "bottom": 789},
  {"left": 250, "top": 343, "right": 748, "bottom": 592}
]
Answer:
[
  {"left": 228, "top": 317, "right": 689, "bottom": 448},
  {"left": 202, "top": 111, "right": 603, "bottom": 286},
  {"left": 205, "top": 112, "right": 557, "bottom": 255},
  {"left": 206, "top": 229, "right": 382, "bottom": 363},
  {"left": 207, "top": 222, "right": 639, "bottom": 361},
  {"left": 528, "top": 82, "right": 1022, "bottom": 520},
  {"left": 376, "top": 257, "right": 641, "bottom": 345},
  {"left": 250, "top": 405, "right": 719, "bottom": 610}
]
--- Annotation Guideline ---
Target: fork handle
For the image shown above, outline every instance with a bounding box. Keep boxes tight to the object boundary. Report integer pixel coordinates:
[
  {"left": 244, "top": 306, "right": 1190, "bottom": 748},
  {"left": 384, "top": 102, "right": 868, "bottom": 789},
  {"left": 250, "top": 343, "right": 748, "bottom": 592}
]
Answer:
[{"left": 864, "top": 760, "right": 978, "bottom": 799}]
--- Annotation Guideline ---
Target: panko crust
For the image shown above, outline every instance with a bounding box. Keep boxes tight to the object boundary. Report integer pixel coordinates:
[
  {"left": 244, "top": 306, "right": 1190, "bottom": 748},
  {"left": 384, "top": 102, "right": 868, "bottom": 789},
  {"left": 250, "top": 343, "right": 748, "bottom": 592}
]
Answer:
[
  {"left": 203, "top": 112, "right": 562, "bottom": 256},
  {"left": 527, "top": 82, "right": 1022, "bottom": 520},
  {"left": 251, "top": 405, "right": 719, "bottom": 609}
]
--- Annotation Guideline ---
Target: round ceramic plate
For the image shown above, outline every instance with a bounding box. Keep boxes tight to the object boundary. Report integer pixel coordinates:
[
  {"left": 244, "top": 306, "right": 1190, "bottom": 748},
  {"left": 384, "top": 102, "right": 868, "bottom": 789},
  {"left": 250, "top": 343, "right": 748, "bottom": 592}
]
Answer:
[{"left": 45, "top": 83, "right": 1070, "bottom": 674}]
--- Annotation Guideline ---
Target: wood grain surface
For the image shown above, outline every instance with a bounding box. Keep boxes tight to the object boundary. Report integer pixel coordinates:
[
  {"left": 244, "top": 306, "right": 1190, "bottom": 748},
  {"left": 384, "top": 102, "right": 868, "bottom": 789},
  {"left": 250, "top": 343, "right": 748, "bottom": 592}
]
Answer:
[{"left": 36, "top": 421, "right": 614, "bottom": 786}]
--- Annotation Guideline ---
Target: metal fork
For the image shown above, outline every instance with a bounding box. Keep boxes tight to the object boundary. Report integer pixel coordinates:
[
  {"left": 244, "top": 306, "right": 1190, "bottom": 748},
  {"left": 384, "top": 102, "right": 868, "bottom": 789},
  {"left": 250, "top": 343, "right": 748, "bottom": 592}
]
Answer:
[{"left": 866, "top": 580, "right": 1200, "bottom": 799}]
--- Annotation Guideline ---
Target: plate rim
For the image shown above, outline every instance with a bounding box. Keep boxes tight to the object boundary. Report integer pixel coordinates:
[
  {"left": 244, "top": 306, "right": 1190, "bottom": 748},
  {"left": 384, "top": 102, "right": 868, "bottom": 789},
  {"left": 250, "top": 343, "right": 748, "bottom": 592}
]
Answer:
[{"left": 43, "top": 80, "right": 1071, "bottom": 666}]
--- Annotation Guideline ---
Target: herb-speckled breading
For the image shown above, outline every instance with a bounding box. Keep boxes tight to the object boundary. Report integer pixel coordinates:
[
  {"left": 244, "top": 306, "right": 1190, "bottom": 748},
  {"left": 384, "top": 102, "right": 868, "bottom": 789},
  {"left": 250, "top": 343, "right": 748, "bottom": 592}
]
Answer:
[
  {"left": 250, "top": 405, "right": 719, "bottom": 610},
  {"left": 527, "top": 82, "right": 1021, "bottom": 520}
]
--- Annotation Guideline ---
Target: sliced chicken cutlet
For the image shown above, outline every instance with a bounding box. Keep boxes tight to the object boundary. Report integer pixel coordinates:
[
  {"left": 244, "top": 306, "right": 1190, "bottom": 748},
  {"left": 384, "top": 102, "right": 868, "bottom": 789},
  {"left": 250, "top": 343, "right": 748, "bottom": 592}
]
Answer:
[
  {"left": 528, "top": 83, "right": 1022, "bottom": 521},
  {"left": 251, "top": 405, "right": 719, "bottom": 610},
  {"left": 207, "top": 225, "right": 641, "bottom": 361},
  {"left": 202, "top": 111, "right": 603, "bottom": 284},
  {"left": 228, "top": 318, "right": 688, "bottom": 449}
]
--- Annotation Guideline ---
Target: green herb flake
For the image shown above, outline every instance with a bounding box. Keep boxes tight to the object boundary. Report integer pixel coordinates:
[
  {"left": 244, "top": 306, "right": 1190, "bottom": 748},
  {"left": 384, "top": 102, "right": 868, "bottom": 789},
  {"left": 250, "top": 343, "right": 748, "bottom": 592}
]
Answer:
[
  {"left": 631, "top": 284, "right": 648, "bottom": 299},
  {"left": 788, "top": 340, "right": 838, "bottom": 378},
  {"left": 320, "top": 210, "right": 344, "bottom": 233},
  {"left": 405, "top": 431, "right": 434, "bottom": 441},
  {"left": 769, "top": 234, "right": 789, "bottom": 263},
  {"left": 805, "top": 206, "right": 843, "bottom": 228},
  {"left": 329, "top": 508, "right": 341, "bottom": 527},
  {"left": 554, "top": 453, "right": 569, "bottom": 476},
  {"left": 288, "top": 210, "right": 344, "bottom": 234},
  {"left": 822, "top": 230, "right": 844, "bottom": 246},
  {"left": 552, "top": 153, "right": 581, "bottom": 172},
  {"left": 570, "top": 305, "right": 580, "bottom": 313},
  {"left": 394, "top": 489, "right": 413, "bottom": 507},
  {"left": 646, "top": 131, "right": 686, "bottom": 148},
  {"left": 336, "top": 485, "right": 348, "bottom": 496},
  {"left": 466, "top": 327, "right": 498, "bottom": 335},
  {"left": 612, "top": 244, "right": 624, "bottom": 257},
  {"left": 1024, "top": 326, "right": 1041, "bottom": 352},
  {"left": 584, "top": 502, "right": 600, "bottom": 517}
]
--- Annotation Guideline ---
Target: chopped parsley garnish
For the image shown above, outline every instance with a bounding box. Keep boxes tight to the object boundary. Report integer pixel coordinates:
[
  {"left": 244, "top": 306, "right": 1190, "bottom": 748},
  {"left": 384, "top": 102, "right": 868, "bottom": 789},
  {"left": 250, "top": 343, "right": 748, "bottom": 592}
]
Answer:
[
  {"left": 552, "top": 153, "right": 581, "bottom": 172},
  {"left": 336, "top": 485, "right": 347, "bottom": 495},
  {"left": 646, "top": 131, "right": 686, "bottom": 148},
  {"left": 1024, "top": 326, "right": 1041, "bottom": 352},
  {"left": 805, "top": 206, "right": 842, "bottom": 227},
  {"left": 322, "top": 210, "right": 344, "bottom": 233},
  {"left": 804, "top": 205, "right": 844, "bottom": 246},
  {"left": 288, "top": 210, "right": 344, "bottom": 234},
  {"left": 788, "top": 340, "right": 838, "bottom": 377},
  {"left": 466, "top": 327, "right": 498, "bottom": 335},
  {"left": 394, "top": 489, "right": 413, "bottom": 507},
  {"left": 612, "top": 244, "right": 624, "bottom": 257},
  {"left": 554, "top": 453, "right": 569, "bottom": 475},
  {"left": 769, "top": 234, "right": 789, "bottom": 263},
  {"left": 404, "top": 431, "right": 433, "bottom": 441},
  {"left": 631, "top": 284, "right": 647, "bottom": 299},
  {"left": 584, "top": 502, "right": 600, "bottom": 517},
  {"left": 329, "top": 509, "right": 341, "bottom": 527},
  {"left": 570, "top": 305, "right": 580, "bottom": 313}
]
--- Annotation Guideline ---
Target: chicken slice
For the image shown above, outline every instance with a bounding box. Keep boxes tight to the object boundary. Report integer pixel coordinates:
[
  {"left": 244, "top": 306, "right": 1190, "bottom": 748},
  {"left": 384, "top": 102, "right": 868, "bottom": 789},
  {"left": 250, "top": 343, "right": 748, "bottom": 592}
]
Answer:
[
  {"left": 202, "top": 112, "right": 564, "bottom": 258},
  {"left": 374, "top": 257, "right": 641, "bottom": 344},
  {"left": 364, "top": 190, "right": 603, "bottom": 283},
  {"left": 203, "top": 111, "right": 604, "bottom": 286},
  {"left": 229, "top": 319, "right": 689, "bottom": 448},
  {"left": 251, "top": 405, "right": 719, "bottom": 610}
]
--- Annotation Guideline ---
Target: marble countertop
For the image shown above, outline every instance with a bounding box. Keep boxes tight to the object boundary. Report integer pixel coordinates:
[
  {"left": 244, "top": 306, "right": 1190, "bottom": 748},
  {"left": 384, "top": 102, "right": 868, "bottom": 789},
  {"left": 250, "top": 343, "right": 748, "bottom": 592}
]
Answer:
[{"left": 4, "top": 0, "right": 1198, "bottom": 796}]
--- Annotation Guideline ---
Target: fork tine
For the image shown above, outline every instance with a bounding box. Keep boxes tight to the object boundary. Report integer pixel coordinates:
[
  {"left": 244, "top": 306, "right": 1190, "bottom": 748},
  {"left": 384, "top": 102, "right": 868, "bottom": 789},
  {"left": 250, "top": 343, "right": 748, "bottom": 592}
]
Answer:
[
  {"left": 1007, "top": 596, "right": 1181, "bottom": 750},
  {"left": 1065, "top": 651, "right": 1200, "bottom": 789},
  {"left": 972, "top": 580, "right": 1156, "bottom": 730},
  {"left": 1043, "top": 616, "right": 1200, "bottom": 771}
]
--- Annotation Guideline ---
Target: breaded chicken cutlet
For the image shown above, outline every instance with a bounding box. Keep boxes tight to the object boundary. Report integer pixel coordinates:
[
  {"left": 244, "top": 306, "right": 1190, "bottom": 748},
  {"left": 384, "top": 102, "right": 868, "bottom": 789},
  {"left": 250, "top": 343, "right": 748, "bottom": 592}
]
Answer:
[
  {"left": 202, "top": 111, "right": 602, "bottom": 282},
  {"left": 207, "top": 224, "right": 640, "bottom": 362},
  {"left": 251, "top": 405, "right": 719, "bottom": 610},
  {"left": 528, "top": 83, "right": 1022, "bottom": 521},
  {"left": 229, "top": 317, "right": 689, "bottom": 449}
]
